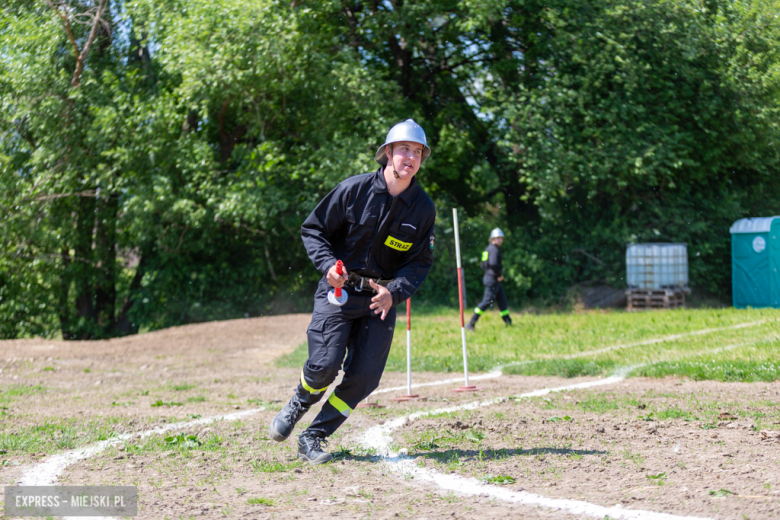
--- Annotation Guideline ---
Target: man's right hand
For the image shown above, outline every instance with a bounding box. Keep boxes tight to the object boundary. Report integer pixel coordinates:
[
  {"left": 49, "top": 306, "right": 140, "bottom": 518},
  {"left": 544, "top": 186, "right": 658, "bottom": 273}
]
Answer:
[{"left": 326, "top": 262, "right": 348, "bottom": 288}]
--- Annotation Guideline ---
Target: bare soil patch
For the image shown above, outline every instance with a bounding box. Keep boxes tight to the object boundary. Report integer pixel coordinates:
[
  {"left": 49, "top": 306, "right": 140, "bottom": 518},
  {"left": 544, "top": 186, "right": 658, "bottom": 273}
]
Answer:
[
  {"left": 395, "top": 378, "right": 780, "bottom": 519},
  {"left": 0, "top": 315, "right": 309, "bottom": 485},
  {"left": 2, "top": 315, "right": 780, "bottom": 519}
]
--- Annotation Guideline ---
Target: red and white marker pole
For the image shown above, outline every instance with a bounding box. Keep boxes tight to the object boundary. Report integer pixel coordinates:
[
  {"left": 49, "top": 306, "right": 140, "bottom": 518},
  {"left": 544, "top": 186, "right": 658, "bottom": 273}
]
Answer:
[
  {"left": 327, "top": 260, "right": 349, "bottom": 306},
  {"left": 391, "top": 298, "right": 426, "bottom": 402},
  {"left": 452, "top": 209, "right": 480, "bottom": 393}
]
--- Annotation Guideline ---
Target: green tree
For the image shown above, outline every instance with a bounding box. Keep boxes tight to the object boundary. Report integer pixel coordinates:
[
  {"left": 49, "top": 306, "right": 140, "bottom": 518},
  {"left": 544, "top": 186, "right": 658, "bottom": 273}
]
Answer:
[
  {"left": 2, "top": 0, "right": 779, "bottom": 339},
  {"left": 0, "top": 0, "right": 396, "bottom": 338},
  {"left": 497, "top": 0, "right": 780, "bottom": 297},
  {"left": 1, "top": 0, "right": 124, "bottom": 338}
]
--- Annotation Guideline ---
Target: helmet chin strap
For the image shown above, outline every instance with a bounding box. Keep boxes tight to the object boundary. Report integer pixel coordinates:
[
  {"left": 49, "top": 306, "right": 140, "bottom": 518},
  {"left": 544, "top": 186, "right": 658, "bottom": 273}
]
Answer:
[{"left": 388, "top": 144, "right": 400, "bottom": 178}]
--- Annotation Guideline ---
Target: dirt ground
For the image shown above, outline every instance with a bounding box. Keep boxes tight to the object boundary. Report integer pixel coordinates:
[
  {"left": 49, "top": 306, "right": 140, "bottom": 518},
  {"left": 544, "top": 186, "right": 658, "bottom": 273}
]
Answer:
[{"left": 2, "top": 314, "right": 780, "bottom": 519}]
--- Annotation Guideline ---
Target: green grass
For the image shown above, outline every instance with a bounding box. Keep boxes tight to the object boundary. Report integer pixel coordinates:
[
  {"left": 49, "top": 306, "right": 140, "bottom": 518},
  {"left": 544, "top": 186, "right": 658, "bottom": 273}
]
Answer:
[
  {"left": 275, "top": 342, "right": 309, "bottom": 369},
  {"left": 150, "top": 400, "right": 184, "bottom": 407},
  {"left": 541, "top": 388, "right": 780, "bottom": 426},
  {"left": 654, "top": 407, "right": 695, "bottom": 421},
  {"left": 124, "top": 432, "right": 224, "bottom": 455},
  {"left": 481, "top": 475, "right": 516, "bottom": 485},
  {"left": 647, "top": 472, "right": 668, "bottom": 485},
  {"left": 0, "top": 417, "right": 128, "bottom": 455},
  {"left": 635, "top": 361, "right": 780, "bottom": 382},
  {"left": 0, "top": 385, "right": 46, "bottom": 405},
  {"left": 164, "top": 433, "right": 201, "bottom": 448},
  {"left": 503, "top": 359, "right": 617, "bottom": 378},
  {"left": 575, "top": 396, "right": 621, "bottom": 413},
  {"left": 247, "top": 497, "right": 274, "bottom": 506},
  {"left": 276, "top": 307, "right": 780, "bottom": 382},
  {"left": 405, "top": 427, "right": 490, "bottom": 453},
  {"left": 171, "top": 384, "right": 197, "bottom": 391},
  {"left": 631, "top": 337, "right": 780, "bottom": 381},
  {"left": 250, "top": 459, "right": 302, "bottom": 473}
]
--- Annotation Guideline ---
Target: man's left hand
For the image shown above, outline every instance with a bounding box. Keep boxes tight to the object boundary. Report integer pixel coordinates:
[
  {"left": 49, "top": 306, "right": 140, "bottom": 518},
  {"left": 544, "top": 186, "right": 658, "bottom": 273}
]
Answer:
[{"left": 368, "top": 279, "right": 392, "bottom": 321}]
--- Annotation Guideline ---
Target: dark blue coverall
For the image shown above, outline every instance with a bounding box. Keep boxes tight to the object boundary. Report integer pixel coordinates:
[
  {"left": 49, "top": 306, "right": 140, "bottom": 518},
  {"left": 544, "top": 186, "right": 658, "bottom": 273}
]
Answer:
[
  {"left": 468, "top": 242, "right": 510, "bottom": 327},
  {"left": 297, "top": 167, "right": 436, "bottom": 437}
]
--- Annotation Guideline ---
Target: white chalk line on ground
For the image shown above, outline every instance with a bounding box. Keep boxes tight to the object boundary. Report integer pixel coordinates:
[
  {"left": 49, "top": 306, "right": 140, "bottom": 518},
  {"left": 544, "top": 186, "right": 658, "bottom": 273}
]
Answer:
[
  {"left": 361, "top": 338, "right": 772, "bottom": 519},
  {"left": 17, "top": 408, "right": 265, "bottom": 520},
  {"left": 373, "top": 319, "right": 771, "bottom": 395},
  {"left": 557, "top": 319, "right": 771, "bottom": 360},
  {"left": 359, "top": 374, "right": 716, "bottom": 520},
  {"left": 372, "top": 369, "right": 502, "bottom": 395},
  {"left": 18, "top": 328, "right": 770, "bottom": 518},
  {"left": 362, "top": 337, "right": 779, "bottom": 520},
  {"left": 667, "top": 337, "right": 776, "bottom": 359}
]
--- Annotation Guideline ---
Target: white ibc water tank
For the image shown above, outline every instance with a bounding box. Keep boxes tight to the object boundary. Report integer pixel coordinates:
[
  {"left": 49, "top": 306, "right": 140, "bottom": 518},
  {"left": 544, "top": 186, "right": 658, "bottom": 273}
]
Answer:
[{"left": 626, "top": 243, "right": 689, "bottom": 290}]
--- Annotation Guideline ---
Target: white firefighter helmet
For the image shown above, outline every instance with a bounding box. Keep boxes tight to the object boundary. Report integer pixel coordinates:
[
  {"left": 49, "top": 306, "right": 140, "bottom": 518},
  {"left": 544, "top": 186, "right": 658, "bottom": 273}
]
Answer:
[
  {"left": 489, "top": 228, "right": 505, "bottom": 240},
  {"left": 375, "top": 119, "right": 431, "bottom": 165}
]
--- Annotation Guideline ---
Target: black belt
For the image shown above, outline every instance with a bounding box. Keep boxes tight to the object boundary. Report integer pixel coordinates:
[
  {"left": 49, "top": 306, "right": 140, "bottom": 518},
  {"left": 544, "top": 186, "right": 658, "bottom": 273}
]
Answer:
[{"left": 345, "top": 272, "right": 392, "bottom": 294}]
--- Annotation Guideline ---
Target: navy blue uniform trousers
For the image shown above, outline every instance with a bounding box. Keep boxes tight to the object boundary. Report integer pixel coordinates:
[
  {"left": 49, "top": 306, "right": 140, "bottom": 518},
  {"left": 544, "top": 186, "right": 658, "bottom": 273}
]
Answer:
[
  {"left": 296, "top": 279, "right": 396, "bottom": 438},
  {"left": 475, "top": 275, "right": 508, "bottom": 314}
]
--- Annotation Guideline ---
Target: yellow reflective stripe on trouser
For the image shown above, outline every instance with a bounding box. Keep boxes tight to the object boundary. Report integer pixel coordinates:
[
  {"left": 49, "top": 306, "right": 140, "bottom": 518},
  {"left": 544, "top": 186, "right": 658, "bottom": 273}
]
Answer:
[
  {"left": 500, "top": 310, "right": 510, "bottom": 317},
  {"left": 300, "top": 371, "right": 329, "bottom": 395},
  {"left": 328, "top": 393, "right": 352, "bottom": 417},
  {"left": 474, "top": 307, "right": 484, "bottom": 315}
]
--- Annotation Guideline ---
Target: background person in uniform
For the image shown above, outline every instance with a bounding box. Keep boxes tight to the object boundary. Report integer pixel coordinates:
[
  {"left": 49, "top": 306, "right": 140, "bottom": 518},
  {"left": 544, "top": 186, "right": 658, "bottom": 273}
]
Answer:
[
  {"left": 466, "top": 228, "right": 511, "bottom": 330},
  {"left": 269, "top": 119, "right": 436, "bottom": 464}
]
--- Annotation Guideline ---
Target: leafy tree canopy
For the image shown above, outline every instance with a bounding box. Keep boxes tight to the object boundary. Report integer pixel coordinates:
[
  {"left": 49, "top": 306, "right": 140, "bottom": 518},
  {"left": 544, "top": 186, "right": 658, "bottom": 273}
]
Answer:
[{"left": 1, "top": 0, "right": 779, "bottom": 338}]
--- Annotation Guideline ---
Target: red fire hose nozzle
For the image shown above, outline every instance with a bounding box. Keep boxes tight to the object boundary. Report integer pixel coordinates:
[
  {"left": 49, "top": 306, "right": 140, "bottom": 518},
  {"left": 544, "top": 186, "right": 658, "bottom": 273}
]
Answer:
[{"left": 327, "top": 260, "right": 348, "bottom": 306}]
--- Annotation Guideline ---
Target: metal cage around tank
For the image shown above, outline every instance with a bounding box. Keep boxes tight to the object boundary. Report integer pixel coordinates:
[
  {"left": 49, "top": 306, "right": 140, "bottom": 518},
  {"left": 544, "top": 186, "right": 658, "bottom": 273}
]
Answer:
[
  {"left": 626, "top": 243, "right": 689, "bottom": 290},
  {"left": 625, "top": 243, "right": 688, "bottom": 311}
]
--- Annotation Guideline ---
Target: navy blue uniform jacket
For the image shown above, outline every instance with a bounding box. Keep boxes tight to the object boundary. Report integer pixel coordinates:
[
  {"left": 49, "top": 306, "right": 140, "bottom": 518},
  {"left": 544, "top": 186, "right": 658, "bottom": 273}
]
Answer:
[
  {"left": 481, "top": 243, "right": 502, "bottom": 279},
  {"left": 301, "top": 167, "right": 436, "bottom": 307}
]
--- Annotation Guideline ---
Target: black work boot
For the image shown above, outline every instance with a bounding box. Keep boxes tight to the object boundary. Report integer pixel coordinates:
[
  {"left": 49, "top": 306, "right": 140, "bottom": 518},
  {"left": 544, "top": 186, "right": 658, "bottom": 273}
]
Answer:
[
  {"left": 269, "top": 394, "right": 309, "bottom": 442},
  {"left": 502, "top": 315, "right": 513, "bottom": 326},
  {"left": 465, "top": 314, "right": 478, "bottom": 331},
  {"left": 298, "top": 431, "right": 332, "bottom": 465}
]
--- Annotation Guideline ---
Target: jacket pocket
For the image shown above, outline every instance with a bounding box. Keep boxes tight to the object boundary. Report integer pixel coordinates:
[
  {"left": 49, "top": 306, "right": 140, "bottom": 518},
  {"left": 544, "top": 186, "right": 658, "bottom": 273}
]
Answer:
[
  {"left": 379, "top": 223, "right": 415, "bottom": 273},
  {"left": 307, "top": 317, "right": 325, "bottom": 335},
  {"left": 384, "top": 221, "right": 415, "bottom": 251},
  {"left": 345, "top": 206, "right": 378, "bottom": 256}
]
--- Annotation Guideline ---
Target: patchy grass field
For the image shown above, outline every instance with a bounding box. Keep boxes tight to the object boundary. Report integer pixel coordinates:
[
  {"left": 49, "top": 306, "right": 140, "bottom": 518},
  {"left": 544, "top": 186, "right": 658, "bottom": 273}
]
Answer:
[
  {"left": 1, "top": 309, "right": 780, "bottom": 519},
  {"left": 280, "top": 307, "right": 780, "bottom": 380},
  {"left": 393, "top": 379, "right": 780, "bottom": 519}
]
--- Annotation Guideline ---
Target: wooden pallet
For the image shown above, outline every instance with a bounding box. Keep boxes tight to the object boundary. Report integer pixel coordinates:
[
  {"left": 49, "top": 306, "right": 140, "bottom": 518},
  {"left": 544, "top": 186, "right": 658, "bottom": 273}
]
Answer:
[{"left": 626, "top": 289, "right": 685, "bottom": 311}]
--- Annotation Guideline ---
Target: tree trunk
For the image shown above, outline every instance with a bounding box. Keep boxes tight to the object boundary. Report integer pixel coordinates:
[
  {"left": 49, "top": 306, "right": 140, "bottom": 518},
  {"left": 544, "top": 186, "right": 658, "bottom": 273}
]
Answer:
[
  {"left": 58, "top": 247, "right": 72, "bottom": 339},
  {"left": 65, "top": 194, "right": 97, "bottom": 339},
  {"left": 94, "top": 191, "right": 118, "bottom": 332},
  {"left": 114, "top": 251, "right": 148, "bottom": 336}
]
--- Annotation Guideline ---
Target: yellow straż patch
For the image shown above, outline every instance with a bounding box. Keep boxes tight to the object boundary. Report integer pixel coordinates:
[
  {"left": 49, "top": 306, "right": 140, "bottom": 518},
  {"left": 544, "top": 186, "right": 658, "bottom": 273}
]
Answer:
[{"left": 385, "top": 235, "right": 412, "bottom": 251}]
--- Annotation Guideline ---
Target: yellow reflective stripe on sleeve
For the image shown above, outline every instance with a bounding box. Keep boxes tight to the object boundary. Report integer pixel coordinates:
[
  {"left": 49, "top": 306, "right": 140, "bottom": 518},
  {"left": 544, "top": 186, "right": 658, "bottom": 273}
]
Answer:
[
  {"left": 500, "top": 310, "right": 510, "bottom": 317},
  {"left": 384, "top": 235, "right": 413, "bottom": 251},
  {"left": 474, "top": 307, "right": 484, "bottom": 315},
  {"left": 481, "top": 251, "right": 489, "bottom": 261},
  {"left": 328, "top": 393, "right": 352, "bottom": 417},
  {"left": 300, "top": 371, "right": 329, "bottom": 395}
]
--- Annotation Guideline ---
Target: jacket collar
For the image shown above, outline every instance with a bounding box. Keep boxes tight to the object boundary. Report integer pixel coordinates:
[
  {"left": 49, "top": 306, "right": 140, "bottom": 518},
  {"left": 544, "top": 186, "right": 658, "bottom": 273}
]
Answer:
[{"left": 372, "top": 167, "right": 419, "bottom": 206}]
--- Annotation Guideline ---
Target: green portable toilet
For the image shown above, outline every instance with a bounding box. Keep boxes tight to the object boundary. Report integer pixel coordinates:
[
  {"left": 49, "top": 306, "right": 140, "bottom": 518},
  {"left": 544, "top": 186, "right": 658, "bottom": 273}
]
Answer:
[{"left": 730, "top": 216, "right": 780, "bottom": 308}]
